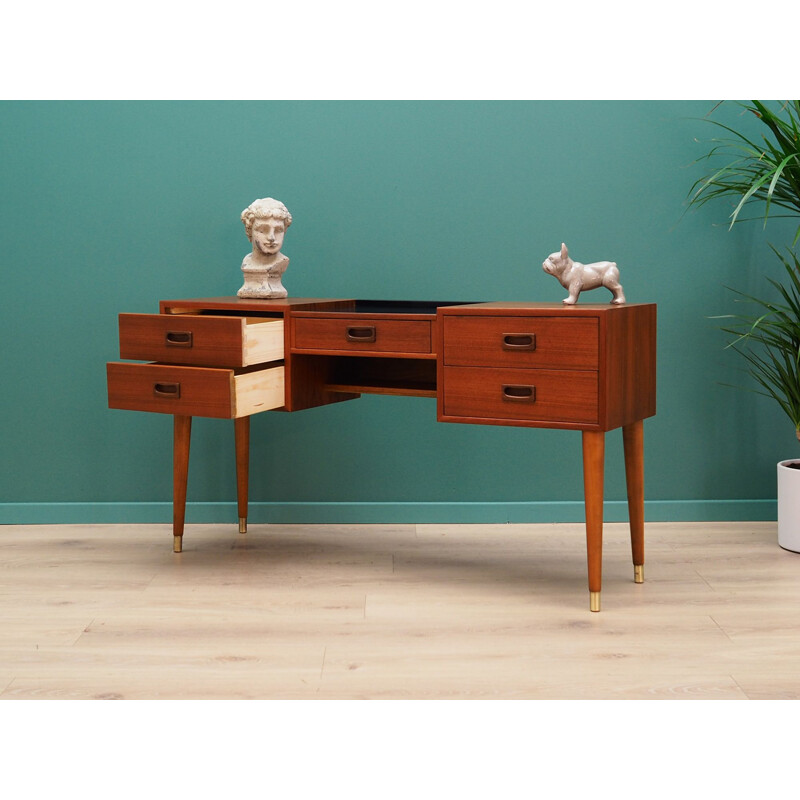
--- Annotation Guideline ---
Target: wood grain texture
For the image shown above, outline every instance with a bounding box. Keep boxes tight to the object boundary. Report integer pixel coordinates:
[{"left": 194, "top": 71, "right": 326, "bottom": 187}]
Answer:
[
  {"left": 283, "top": 353, "right": 361, "bottom": 412},
  {"left": 172, "top": 415, "right": 191, "bottom": 544},
  {"left": 436, "top": 302, "right": 655, "bottom": 432},
  {"left": 231, "top": 366, "right": 285, "bottom": 417},
  {"left": 443, "top": 314, "right": 599, "bottom": 370},
  {"left": 107, "top": 362, "right": 284, "bottom": 419},
  {"left": 118, "top": 313, "right": 283, "bottom": 367},
  {"left": 623, "top": 420, "right": 645, "bottom": 568},
  {"left": 443, "top": 366, "right": 598, "bottom": 425},
  {"left": 598, "top": 303, "right": 657, "bottom": 430},
  {"left": 234, "top": 416, "right": 250, "bottom": 523},
  {"left": 1, "top": 521, "right": 794, "bottom": 699},
  {"left": 327, "top": 356, "right": 438, "bottom": 398},
  {"left": 108, "top": 362, "right": 236, "bottom": 418},
  {"left": 292, "top": 317, "right": 432, "bottom": 355},
  {"left": 582, "top": 431, "right": 605, "bottom": 596}
]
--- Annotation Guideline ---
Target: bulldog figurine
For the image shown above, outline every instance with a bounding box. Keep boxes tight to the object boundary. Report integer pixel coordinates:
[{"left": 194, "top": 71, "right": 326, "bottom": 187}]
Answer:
[{"left": 543, "top": 243, "right": 626, "bottom": 305}]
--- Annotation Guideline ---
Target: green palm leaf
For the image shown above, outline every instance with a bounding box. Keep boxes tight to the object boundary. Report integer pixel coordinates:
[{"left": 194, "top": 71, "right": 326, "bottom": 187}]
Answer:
[
  {"left": 718, "top": 248, "right": 800, "bottom": 440},
  {"left": 688, "top": 101, "right": 800, "bottom": 245},
  {"left": 690, "top": 102, "right": 800, "bottom": 442}
]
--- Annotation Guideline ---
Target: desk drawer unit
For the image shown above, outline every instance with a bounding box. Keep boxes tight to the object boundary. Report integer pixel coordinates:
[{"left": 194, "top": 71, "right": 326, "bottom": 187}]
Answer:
[
  {"left": 439, "top": 305, "right": 656, "bottom": 431},
  {"left": 440, "top": 312, "right": 601, "bottom": 429},
  {"left": 119, "top": 313, "right": 284, "bottom": 367},
  {"left": 107, "top": 362, "right": 285, "bottom": 418},
  {"left": 109, "top": 312, "right": 286, "bottom": 419},
  {"left": 292, "top": 317, "right": 431, "bottom": 355}
]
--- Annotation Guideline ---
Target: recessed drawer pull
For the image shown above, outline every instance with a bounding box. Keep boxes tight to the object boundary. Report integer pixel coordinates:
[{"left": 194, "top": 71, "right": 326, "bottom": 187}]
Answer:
[
  {"left": 502, "top": 333, "right": 536, "bottom": 350},
  {"left": 346, "top": 326, "right": 377, "bottom": 343},
  {"left": 502, "top": 384, "right": 535, "bottom": 402},
  {"left": 165, "top": 331, "right": 193, "bottom": 348},
  {"left": 154, "top": 382, "right": 181, "bottom": 398}
]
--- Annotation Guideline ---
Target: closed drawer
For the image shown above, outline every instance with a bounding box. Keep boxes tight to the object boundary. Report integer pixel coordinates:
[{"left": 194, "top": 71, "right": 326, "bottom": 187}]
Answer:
[
  {"left": 292, "top": 317, "right": 431, "bottom": 355},
  {"left": 107, "top": 362, "right": 285, "bottom": 418},
  {"left": 119, "top": 314, "right": 284, "bottom": 367},
  {"left": 443, "top": 366, "right": 598, "bottom": 425},
  {"left": 443, "top": 316, "right": 598, "bottom": 369}
]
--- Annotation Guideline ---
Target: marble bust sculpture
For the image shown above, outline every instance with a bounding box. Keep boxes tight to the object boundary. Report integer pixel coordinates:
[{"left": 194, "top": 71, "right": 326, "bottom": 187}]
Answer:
[{"left": 237, "top": 197, "right": 292, "bottom": 298}]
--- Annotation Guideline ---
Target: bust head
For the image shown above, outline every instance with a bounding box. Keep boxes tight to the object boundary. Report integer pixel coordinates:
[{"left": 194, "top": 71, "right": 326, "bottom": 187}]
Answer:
[{"left": 241, "top": 197, "right": 292, "bottom": 241}]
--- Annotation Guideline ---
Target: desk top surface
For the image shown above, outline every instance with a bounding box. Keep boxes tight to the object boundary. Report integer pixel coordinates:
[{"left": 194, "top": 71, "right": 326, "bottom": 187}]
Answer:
[{"left": 159, "top": 297, "right": 656, "bottom": 316}]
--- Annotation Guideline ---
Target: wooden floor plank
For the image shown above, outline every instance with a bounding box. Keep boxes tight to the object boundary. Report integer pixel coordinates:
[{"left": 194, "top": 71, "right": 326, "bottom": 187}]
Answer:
[{"left": 0, "top": 521, "right": 797, "bottom": 699}]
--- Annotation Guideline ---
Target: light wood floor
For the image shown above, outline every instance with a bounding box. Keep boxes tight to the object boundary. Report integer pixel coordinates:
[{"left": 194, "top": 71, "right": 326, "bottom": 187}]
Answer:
[{"left": 0, "top": 520, "right": 798, "bottom": 699}]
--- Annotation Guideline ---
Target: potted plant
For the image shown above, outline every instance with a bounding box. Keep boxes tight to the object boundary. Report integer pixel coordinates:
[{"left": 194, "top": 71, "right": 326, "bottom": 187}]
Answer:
[{"left": 688, "top": 100, "right": 800, "bottom": 552}]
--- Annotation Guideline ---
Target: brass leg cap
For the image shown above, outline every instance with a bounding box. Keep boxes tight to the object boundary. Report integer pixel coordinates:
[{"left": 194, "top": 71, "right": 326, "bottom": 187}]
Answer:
[
  {"left": 590, "top": 591, "right": 601, "bottom": 612},
  {"left": 634, "top": 565, "right": 644, "bottom": 584},
  {"left": 239, "top": 517, "right": 247, "bottom": 534},
  {"left": 173, "top": 535, "right": 182, "bottom": 553}
]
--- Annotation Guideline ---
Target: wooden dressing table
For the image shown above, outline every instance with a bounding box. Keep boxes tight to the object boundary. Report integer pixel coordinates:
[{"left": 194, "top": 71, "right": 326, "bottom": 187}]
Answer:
[{"left": 107, "top": 297, "right": 656, "bottom": 611}]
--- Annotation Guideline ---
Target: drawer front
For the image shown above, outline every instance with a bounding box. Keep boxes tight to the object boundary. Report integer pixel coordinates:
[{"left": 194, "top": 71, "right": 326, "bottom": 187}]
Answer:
[
  {"left": 119, "top": 314, "right": 284, "bottom": 367},
  {"left": 293, "top": 317, "right": 431, "bottom": 354},
  {"left": 107, "top": 362, "right": 284, "bottom": 418},
  {"left": 443, "top": 366, "right": 598, "bottom": 425},
  {"left": 443, "top": 316, "right": 598, "bottom": 369}
]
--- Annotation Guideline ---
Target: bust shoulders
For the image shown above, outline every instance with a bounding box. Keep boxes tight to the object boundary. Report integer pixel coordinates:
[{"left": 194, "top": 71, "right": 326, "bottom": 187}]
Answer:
[{"left": 241, "top": 252, "right": 289, "bottom": 272}]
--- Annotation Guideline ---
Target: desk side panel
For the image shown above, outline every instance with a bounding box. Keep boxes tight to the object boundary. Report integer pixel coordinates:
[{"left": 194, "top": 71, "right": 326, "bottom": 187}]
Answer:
[{"left": 599, "top": 304, "right": 656, "bottom": 431}]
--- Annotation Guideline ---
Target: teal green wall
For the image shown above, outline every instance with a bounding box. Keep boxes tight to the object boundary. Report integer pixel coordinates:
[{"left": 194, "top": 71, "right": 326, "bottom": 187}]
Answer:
[{"left": 0, "top": 101, "right": 792, "bottom": 523}]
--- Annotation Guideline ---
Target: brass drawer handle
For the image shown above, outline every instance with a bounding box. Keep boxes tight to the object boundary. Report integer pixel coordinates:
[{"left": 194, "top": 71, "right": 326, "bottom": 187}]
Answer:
[
  {"left": 502, "top": 333, "right": 536, "bottom": 350},
  {"left": 502, "top": 384, "right": 535, "bottom": 402},
  {"left": 346, "top": 326, "right": 376, "bottom": 343},
  {"left": 165, "top": 331, "right": 193, "bottom": 348},
  {"left": 154, "top": 382, "right": 181, "bottom": 399}
]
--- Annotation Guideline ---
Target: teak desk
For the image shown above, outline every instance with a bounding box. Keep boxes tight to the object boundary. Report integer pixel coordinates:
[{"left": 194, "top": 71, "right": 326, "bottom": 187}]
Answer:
[{"left": 107, "top": 297, "right": 656, "bottom": 611}]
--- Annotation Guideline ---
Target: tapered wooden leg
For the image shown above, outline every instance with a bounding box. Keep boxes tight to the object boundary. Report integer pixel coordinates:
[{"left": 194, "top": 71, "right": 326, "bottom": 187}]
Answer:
[
  {"left": 582, "top": 430, "right": 605, "bottom": 611},
  {"left": 623, "top": 419, "right": 645, "bottom": 583},
  {"left": 235, "top": 416, "right": 250, "bottom": 534},
  {"left": 173, "top": 415, "right": 192, "bottom": 553}
]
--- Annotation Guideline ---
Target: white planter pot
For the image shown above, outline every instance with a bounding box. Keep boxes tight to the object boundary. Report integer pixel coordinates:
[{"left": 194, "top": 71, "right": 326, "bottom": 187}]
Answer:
[{"left": 777, "top": 459, "right": 800, "bottom": 553}]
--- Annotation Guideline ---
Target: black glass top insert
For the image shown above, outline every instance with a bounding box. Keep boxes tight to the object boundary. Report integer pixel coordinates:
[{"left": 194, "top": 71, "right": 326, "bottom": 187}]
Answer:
[{"left": 327, "top": 300, "right": 478, "bottom": 315}]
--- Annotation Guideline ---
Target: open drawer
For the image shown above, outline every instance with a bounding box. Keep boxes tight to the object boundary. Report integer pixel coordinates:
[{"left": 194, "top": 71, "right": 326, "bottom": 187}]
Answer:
[
  {"left": 118, "top": 314, "right": 284, "bottom": 367},
  {"left": 107, "top": 362, "right": 285, "bottom": 418}
]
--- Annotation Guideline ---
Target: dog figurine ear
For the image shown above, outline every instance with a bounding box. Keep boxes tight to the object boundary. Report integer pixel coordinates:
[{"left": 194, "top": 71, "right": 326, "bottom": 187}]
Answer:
[{"left": 560, "top": 243, "right": 568, "bottom": 260}]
